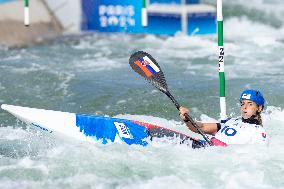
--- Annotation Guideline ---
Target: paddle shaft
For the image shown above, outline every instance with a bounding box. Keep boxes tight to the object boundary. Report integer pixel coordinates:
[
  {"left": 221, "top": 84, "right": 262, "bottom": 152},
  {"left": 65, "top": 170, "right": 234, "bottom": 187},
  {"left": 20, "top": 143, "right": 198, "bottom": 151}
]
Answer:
[{"left": 165, "top": 91, "right": 213, "bottom": 145}]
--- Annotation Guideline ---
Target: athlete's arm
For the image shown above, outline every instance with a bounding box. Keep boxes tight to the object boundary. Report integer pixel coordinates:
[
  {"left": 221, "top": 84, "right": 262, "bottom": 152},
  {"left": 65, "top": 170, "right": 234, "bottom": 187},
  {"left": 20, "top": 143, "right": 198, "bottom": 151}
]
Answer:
[{"left": 179, "top": 106, "right": 219, "bottom": 135}]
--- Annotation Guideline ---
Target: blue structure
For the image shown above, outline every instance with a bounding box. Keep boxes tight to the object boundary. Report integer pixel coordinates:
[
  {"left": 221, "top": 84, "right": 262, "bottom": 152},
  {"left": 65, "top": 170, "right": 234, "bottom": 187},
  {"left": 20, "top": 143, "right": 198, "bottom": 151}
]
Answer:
[
  {"left": 149, "top": 0, "right": 200, "bottom": 4},
  {"left": 81, "top": 0, "right": 216, "bottom": 36},
  {"left": 0, "top": 0, "right": 15, "bottom": 4}
]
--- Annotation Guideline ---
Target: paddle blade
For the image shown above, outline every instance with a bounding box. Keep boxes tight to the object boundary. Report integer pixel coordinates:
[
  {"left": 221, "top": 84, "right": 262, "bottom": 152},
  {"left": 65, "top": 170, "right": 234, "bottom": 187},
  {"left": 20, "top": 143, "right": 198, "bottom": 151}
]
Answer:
[{"left": 129, "top": 51, "right": 168, "bottom": 92}]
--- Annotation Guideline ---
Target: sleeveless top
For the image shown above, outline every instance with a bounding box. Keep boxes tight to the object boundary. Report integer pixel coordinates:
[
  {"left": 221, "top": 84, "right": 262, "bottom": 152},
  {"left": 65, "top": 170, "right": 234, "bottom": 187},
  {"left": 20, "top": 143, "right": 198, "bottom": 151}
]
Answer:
[{"left": 213, "top": 118, "right": 268, "bottom": 145}]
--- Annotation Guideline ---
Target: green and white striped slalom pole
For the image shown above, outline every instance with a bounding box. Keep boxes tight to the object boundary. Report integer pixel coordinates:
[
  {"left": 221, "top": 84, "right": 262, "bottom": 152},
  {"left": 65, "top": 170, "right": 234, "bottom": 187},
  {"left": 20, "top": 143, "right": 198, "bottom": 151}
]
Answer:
[
  {"left": 217, "top": 0, "right": 227, "bottom": 121},
  {"left": 24, "top": 0, "right": 29, "bottom": 26},
  {"left": 142, "top": 0, "right": 148, "bottom": 27}
]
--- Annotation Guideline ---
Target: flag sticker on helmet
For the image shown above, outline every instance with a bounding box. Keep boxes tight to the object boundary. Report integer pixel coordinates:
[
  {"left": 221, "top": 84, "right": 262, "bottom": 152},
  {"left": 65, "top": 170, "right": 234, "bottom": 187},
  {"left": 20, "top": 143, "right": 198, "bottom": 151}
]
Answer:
[
  {"left": 241, "top": 93, "right": 251, "bottom": 100},
  {"left": 134, "top": 56, "right": 160, "bottom": 77}
]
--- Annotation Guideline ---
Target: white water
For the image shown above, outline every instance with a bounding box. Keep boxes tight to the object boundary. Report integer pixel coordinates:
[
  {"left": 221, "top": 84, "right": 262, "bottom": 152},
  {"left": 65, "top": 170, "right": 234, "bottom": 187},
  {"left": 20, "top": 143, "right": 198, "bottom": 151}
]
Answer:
[
  {"left": 1, "top": 0, "right": 284, "bottom": 188},
  {"left": 0, "top": 106, "right": 284, "bottom": 189}
]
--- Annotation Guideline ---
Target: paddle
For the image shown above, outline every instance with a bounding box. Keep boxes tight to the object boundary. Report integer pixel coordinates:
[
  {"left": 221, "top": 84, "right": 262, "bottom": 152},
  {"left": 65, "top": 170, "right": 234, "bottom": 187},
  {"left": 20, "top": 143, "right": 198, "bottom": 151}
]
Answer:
[{"left": 129, "top": 51, "right": 213, "bottom": 145}]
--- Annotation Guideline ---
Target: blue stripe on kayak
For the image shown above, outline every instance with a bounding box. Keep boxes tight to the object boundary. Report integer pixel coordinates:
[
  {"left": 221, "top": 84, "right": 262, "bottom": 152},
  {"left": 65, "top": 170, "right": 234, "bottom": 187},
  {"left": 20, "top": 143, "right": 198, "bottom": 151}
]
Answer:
[{"left": 76, "top": 114, "right": 149, "bottom": 146}]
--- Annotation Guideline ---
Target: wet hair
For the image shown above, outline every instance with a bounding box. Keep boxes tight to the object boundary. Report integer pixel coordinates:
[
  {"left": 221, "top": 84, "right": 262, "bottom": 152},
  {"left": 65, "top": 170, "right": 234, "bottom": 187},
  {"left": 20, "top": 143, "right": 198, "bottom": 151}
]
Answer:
[{"left": 255, "top": 111, "right": 263, "bottom": 126}]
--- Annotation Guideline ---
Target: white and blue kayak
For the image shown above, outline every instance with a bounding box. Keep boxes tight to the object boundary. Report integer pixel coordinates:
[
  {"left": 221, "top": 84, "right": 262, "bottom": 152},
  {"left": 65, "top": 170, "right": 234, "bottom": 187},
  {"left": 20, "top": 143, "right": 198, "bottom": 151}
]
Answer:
[{"left": 1, "top": 104, "right": 202, "bottom": 147}]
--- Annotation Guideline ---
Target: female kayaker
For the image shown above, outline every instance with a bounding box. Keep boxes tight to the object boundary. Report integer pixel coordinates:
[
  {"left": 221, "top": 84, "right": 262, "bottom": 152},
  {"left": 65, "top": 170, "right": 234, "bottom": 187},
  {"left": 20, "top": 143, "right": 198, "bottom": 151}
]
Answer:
[{"left": 179, "top": 89, "right": 268, "bottom": 147}]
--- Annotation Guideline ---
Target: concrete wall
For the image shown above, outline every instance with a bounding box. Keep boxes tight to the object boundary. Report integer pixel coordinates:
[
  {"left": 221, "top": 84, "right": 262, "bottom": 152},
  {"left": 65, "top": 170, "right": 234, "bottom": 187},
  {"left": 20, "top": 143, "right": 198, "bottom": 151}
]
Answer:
[
  {"left": 0, "top": 0, "right": 63, "bottom": 48},
  {"left": 45, "top": 0, "right": 81, "bottom": 33}
]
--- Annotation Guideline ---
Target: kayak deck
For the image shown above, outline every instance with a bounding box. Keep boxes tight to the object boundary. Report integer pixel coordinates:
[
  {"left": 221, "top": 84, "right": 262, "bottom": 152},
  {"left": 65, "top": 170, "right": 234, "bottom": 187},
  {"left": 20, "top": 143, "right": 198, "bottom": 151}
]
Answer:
[{"left": 1, "top": 104, "right": 205, "bottom": 148}]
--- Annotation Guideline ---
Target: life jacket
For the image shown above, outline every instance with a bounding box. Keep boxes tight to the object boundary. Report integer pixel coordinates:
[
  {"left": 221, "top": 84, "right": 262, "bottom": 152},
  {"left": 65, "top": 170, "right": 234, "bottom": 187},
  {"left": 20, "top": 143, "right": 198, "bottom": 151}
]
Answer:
[{"left": 212, "top": 118, "right": 268, "bottom": 146}]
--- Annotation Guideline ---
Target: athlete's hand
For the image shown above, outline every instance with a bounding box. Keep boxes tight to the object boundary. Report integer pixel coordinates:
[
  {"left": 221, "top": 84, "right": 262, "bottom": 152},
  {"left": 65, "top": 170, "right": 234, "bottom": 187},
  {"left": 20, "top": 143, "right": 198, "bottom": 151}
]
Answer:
[{"left": 179, "top": 106, "right": 190, "bottom": 122}]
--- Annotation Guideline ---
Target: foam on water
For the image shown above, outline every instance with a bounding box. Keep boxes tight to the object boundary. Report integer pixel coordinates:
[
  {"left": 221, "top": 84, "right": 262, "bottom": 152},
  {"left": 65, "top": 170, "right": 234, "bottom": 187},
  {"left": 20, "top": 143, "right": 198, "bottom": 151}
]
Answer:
[
  {"left": 74, "top": 58, "right": 124, "bottom": 72},
  {"left": 1, "top": 63, "right": 47, "bottom": 75},
  {"left": 225, "top": 0, "right": 284, "bottom": 24},
  {"left": 225, "top": 17, "right": 284, "bottom": 45}
]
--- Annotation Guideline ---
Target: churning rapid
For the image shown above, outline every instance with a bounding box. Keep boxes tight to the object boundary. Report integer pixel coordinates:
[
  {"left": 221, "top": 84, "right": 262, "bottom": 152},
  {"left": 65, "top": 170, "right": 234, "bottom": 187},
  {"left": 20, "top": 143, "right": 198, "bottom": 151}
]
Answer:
[{"left": 1, "top": 0, "right": 284, "bottom": 188}]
